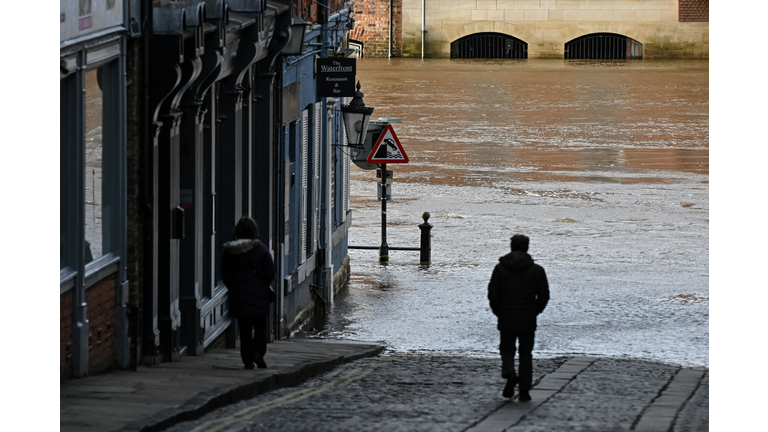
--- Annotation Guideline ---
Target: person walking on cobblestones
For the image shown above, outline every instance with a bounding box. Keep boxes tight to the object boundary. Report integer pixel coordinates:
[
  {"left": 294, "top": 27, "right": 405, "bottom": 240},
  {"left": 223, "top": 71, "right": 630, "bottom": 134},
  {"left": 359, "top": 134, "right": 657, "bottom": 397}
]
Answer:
[
  {"left": 222, "top": 216, "right": 276, "bottom": 369},
  {"left": 488, "top": 234, "right": 550, "bottom": 401}
]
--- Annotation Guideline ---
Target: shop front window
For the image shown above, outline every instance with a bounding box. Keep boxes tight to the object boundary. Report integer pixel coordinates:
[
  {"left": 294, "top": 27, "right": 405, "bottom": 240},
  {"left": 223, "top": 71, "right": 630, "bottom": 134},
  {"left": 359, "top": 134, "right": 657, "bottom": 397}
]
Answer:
[
  {"left": 85, "top": 68, "right": 103, "bottom": 262},
  {"left": 84, "top": 64, "right": 117, "bottom": 264}
]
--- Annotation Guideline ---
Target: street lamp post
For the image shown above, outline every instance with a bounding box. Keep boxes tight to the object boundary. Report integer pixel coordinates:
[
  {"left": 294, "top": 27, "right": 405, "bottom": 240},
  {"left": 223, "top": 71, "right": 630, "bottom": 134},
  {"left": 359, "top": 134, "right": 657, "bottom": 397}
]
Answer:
[
  {"left": 341, "top": 82, "right": 389, "bottom": 262},
  {"left": 340, "top": 82, "right": 374, "bottom": 149},
  {"left": 341, "top": 92, "right": 428, "bottom": 265}
]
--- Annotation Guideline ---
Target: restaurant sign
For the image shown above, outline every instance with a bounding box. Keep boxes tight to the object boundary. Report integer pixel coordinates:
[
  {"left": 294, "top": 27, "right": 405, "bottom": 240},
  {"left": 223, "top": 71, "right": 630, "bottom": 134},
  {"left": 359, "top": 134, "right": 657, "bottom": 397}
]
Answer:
[{"left": 317, "top": 58, "right": 356, "bottom": 97}]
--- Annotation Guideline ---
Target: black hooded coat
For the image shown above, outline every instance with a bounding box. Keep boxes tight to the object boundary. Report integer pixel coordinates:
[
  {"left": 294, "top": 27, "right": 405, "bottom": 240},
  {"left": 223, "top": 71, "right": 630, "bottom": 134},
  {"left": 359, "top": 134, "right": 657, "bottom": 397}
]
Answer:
[
  {"left": 488, "top": 251, "right": 550, "bottom": 332},
  {"left": 221, "top": 239, "right": 276, "bottom": 319}
]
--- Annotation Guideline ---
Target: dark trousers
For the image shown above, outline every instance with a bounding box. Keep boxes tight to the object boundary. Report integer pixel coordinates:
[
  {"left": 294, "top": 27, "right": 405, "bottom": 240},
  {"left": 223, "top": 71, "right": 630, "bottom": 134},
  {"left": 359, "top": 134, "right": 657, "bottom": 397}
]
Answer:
[
  {"left": 500, "top": 330, "right": 535, "bottom": 390},
  {"left": 238, "top": 316, "right": 267, "bottom": 366}
]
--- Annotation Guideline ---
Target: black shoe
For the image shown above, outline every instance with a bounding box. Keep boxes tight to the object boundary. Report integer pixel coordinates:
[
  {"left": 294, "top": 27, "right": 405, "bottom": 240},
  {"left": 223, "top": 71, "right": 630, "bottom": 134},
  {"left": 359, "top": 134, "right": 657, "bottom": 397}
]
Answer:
[
  {"left": 255, "top": 353, "right": 267, "bottom": 369},
  {"left": 503, "top": 379, "right": 516, "bottom": 398},
  {"left": 519, "top": 390, "right": 531, "bottom": 401},
  {"left": 244, "top": 363, "right": 254, "bottom": 370}
]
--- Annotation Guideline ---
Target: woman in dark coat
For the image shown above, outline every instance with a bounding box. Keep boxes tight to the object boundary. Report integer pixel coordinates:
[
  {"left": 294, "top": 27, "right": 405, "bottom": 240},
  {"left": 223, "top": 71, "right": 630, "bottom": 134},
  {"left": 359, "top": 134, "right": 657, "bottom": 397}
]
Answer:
[{"left": 222, "top": 217, "right": 276, "bottom": 369}]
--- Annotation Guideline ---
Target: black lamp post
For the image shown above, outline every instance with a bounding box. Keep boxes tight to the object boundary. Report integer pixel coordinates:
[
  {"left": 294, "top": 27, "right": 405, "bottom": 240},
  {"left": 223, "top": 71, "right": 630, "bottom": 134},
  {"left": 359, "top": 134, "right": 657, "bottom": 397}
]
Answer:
[
  {"left": 340, "top": 82, "right": 389, "bottom": 262},
  {"left": 340, "top": 81, "right": 374, "bottom": 148}
]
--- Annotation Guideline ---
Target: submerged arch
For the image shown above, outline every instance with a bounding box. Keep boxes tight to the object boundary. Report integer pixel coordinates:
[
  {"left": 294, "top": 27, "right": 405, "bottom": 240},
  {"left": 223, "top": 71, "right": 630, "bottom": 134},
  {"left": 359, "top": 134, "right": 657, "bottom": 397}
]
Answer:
[
  {"left": 348, "top": 39, "right": 364, "bottom": 58},
  {"left": 564, "top": 33, "right": 642, "bottom": 59},
  {"left": 450, "top": 32, "right": 528, "bottom": 59}
]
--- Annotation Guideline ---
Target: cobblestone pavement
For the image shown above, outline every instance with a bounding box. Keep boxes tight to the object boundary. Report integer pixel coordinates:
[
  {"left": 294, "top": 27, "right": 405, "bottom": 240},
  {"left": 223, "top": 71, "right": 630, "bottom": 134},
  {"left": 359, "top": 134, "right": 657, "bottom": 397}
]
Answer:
[{"left": 163, "top": 355, "right": 708, "bottom": 432}]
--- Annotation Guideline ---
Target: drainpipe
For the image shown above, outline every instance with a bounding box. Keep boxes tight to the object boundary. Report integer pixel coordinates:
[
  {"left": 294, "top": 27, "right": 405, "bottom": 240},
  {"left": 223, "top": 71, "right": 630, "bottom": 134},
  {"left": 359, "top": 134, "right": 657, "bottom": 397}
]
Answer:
[
  {"left": 320, "top": 1, "right": 332, "bottom": 305},
  {"left": 140, "top": 0, "right": 156, "bottom": 365},
  {"left": 421, "top": 0, "right": 425, "bottom": 60},
  {"left": 275, "top": 62, "right": 284, "bottom": 339},
  {"left": 324, "top": 99, "right": 336, "bottom": 304},
  {"left": 388, "top": 0, "right": 392, "bottom": 59},
  {"left": 321, "top": 0, "right": 327, "bottom": 58}
]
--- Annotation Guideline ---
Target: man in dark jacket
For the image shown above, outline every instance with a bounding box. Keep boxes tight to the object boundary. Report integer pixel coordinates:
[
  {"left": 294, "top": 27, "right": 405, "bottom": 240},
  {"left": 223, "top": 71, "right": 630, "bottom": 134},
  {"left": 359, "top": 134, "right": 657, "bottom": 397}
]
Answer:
[{"left": 488, "top": 234, "right": 549, "bottom": 401}]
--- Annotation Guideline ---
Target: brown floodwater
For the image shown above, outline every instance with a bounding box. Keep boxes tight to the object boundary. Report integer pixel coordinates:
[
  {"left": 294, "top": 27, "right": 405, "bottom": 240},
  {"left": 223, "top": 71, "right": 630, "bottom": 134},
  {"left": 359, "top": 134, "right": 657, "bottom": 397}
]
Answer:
[
  {"left": 353, "top": 59, "right": 707, "bottom": 185},
  {"left": 303, "top": 59, "right": 709, "bottom": 367}
]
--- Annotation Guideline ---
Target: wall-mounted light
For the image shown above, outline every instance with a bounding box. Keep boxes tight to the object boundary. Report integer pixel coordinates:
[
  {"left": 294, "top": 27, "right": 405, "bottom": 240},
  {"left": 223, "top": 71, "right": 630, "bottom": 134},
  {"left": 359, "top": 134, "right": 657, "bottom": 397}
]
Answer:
[
  {"left": 341, "top": 81, "right": 375, "bottom": 148},
  {"left": 282, "top": 16, "right": 309, "bottom": 55}
]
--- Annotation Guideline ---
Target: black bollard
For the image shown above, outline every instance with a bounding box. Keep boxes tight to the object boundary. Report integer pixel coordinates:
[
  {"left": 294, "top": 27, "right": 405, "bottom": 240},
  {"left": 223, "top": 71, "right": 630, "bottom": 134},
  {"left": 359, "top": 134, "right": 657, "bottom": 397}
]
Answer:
[{"left": 419, "top": 212, "right": 433, "bottom": 265}]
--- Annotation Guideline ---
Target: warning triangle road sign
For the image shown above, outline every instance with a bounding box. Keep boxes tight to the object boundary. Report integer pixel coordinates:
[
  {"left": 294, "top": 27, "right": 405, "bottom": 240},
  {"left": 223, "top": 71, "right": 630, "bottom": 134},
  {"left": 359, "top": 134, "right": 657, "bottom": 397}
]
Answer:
[{"left": 367, "top": 124, "right": 409, "bottom": 164}]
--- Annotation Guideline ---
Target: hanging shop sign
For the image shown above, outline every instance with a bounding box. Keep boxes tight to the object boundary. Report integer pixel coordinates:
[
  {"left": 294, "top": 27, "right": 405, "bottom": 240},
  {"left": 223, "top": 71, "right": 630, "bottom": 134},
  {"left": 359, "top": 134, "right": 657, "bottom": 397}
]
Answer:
[{"left": 317, "top": 58, "right": 356, "bottom": 97}]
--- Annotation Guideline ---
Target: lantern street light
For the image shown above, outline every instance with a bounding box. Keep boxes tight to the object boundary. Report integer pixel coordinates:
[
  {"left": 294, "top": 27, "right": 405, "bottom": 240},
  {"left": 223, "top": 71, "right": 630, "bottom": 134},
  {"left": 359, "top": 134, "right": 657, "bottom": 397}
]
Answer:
[
  {"left": 283, "top": 16, "right": 309, "bottom": 55},
  {"left": 340, "top": 81, "right": 374, "bottom": 148}
]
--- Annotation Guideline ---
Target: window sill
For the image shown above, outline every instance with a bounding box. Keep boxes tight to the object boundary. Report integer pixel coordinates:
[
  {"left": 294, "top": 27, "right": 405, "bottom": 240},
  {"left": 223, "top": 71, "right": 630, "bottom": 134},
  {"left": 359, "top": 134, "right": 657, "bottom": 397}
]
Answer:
[
  {"left": 60, "top": 269, "right": 77, "bottom": 295},
  {"left": 84, "top": 253, "right": 120, "bottom": 290}
]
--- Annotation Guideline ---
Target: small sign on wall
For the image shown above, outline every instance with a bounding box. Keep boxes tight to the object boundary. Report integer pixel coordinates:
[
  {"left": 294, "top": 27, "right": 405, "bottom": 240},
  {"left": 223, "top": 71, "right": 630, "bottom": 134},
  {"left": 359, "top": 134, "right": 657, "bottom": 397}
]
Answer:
[
  {"left": 316, "top": 58, "right": 356, "bottom": 97},
  {"left": 282, "top": 82, "right": 300, "bottom": 126},
  {"left": 60, "top": 0, "right": 124, "bottom": 42}
]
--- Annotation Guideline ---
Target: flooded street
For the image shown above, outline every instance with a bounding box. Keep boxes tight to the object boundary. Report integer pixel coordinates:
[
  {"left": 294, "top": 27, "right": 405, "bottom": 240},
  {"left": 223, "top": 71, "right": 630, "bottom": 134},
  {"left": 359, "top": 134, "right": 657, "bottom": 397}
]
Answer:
[{"left": 303, "top": 59, "right": 709, "bottom": 367}]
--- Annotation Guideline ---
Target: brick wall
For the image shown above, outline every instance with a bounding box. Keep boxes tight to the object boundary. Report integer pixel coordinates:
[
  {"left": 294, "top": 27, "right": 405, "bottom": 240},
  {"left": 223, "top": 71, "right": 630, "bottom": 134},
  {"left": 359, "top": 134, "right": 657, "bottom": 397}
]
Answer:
[
  {"left": 349, "top": 0, "right": 402, "bottom": 58},
  {"left": 60, "top": 289, "right": 73, "bottom": 381},
  {"left": 679, "top": 0, "right": 708, "bottom": 22},
  {"left": 86, "top": 274, "right": 118, "bottom": 375}
]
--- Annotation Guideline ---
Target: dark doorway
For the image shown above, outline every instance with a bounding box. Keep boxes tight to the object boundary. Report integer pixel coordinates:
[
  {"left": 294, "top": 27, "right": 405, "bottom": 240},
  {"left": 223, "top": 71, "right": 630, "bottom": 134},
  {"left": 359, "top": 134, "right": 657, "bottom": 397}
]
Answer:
[
  {"left": 450, "top": 33, "right": 527, "bottom": 59},
  {"left": 564, "top": 33, "right": 643, "bottom": 59}
]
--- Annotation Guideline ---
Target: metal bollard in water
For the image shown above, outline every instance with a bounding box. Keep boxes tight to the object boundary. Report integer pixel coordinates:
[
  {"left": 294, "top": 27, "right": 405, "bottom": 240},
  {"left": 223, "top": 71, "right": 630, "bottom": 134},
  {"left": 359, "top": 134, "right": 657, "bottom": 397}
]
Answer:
[{"left": 419, "top": 212, "right": 433, "bottom": 265}]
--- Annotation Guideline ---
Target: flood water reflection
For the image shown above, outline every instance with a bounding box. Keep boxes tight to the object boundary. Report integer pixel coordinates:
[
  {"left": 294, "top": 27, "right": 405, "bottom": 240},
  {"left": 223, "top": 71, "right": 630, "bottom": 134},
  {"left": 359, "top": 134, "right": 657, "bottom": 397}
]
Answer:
[{"left": 301, "top": 59, "right": 709, "bottom": 367}]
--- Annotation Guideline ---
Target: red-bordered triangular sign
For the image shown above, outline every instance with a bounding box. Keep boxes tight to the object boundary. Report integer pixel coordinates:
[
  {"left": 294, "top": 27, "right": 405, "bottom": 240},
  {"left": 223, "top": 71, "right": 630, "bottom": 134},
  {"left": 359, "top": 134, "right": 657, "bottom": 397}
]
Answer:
[{"left": 367, "top": 124, "right": 409, "bottom": 164}]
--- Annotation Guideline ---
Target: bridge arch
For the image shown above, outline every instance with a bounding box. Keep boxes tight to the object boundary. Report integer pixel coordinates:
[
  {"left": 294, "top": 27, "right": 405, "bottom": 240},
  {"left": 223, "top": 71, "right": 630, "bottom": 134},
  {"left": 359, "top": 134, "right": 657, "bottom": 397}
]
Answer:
[
  {"left": 564, "top": 32, "right": 642, "bottom": 59},
  {"left": 439, "top": 21, "right": 651, "bottom": 59},
  {"left": 348, "top": 39, "right": 364, "bottom": 58},
  {"left": 444, "top": 21, "right": 535, "bottom": 56},
  {"left": 450, "top": 32, "right": 527, "bottom": 59}
]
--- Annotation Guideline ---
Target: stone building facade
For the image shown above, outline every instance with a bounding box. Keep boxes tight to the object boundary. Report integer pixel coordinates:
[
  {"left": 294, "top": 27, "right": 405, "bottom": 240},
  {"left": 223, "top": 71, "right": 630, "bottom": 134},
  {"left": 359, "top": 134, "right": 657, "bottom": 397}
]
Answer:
[{"left": 353, "top": 0, "right": 709, "bottom": 59}]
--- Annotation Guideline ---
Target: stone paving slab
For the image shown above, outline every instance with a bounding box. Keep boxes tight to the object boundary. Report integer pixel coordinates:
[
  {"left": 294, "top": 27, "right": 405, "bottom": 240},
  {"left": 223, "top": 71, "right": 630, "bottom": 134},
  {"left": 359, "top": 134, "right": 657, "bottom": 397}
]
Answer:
[
  {"left": 534, "top": 378, "right": 570, "bottom": 390},
  {"left": 465, "top": 403, "right": 535, "bottom": 432},
  {"left": 467, "top": 356, "right": 707, "bottom": 432},
  {"left": 633, "top": 367, "right": 706, "bottom": 432},
  {"left": 467, "top": 357, "right": 595, "bottom": 432},
  {"left": 672, "top": 371, "right": 708, "bottom": 432},
  {"left": 60, "top": 339, "right": 386, "bottom": 432}
]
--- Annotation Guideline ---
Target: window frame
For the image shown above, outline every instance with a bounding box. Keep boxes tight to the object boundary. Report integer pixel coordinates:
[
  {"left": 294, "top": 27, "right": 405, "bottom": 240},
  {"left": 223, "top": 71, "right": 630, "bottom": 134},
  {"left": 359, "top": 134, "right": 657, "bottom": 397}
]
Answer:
[
  {"left": 60, "top": 37, "right": 127, "bottom": 292},
  {"left": 61, "top": 65, "right": 83, "bottom": 279}
]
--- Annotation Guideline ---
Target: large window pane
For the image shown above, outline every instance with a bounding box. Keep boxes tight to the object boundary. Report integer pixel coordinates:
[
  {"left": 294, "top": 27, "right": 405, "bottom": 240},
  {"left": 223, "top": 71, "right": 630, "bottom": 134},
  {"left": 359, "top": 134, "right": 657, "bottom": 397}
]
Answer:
[
  {"left": 84, "top": 64, "right": 117, "bottom": 264},
  {"left": 84, "top": 68, "right": 103, "bottom": 263},
  {"left": 61, "top": 76, "right": 75, "bottom": 270}
]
